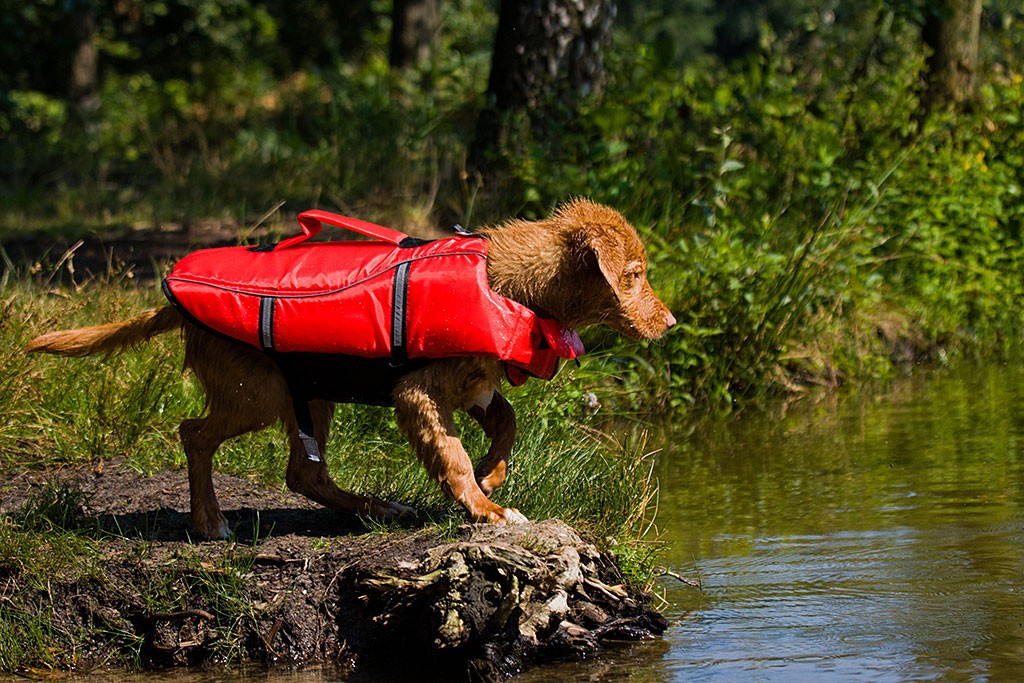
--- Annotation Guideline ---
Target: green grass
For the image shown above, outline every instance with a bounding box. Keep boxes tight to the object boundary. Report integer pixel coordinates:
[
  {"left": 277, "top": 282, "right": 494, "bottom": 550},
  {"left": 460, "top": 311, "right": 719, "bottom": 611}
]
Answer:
[
  {"left": 0, "top": 486, "right": 106, "bottom": 672},
  {"left": 0, "top": 603, "right": 72, "bottom": 673}
]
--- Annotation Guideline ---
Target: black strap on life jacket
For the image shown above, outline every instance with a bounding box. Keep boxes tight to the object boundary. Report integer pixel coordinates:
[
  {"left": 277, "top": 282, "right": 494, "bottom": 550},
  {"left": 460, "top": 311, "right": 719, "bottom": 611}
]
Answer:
[
  {"left": 258, "top": 296, "right": 276, "bottom": 352},
  {"left": 292, "top": 396, "right": 322, "bottom": 463},
  {"left": 278, "top": 353, "right": 429, "bottom": 463}
]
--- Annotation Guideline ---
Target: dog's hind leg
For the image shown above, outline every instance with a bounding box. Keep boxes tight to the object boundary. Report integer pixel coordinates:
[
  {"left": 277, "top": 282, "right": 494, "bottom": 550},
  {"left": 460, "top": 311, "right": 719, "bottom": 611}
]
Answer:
[
  {"left": 180, "top": 326, "right": 286, "bottom": 539},
  {"left": 283, "top": 400, "right": 415, "bottom": 521},
  {"left": 179, "top": 409, "right": 272, "bottom": 540},
  {"left": 467, "top": 390, "right": 516, "bottom": 496}
]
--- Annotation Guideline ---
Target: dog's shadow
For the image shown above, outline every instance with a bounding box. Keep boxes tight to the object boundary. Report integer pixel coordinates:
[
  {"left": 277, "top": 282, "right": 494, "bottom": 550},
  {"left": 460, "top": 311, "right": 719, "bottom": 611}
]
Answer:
[{"left": 93, "top": 506, "right": 377, "bottom": 543}]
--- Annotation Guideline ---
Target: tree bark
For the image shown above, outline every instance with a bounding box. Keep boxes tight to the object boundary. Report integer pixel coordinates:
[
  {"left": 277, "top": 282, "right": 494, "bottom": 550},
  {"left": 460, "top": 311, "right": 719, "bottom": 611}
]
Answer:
[
  {"left": 921, "top": 0, "right": 983, "bottom": 112},
  {"left": 471, "top": 0, "right": 616, "bottom": 166},
  {"left": 390, "top": 0, "right": 440, "bottom": 70},
  {"left": 69, "top": 1, "right": 99, "bottom": 118}
]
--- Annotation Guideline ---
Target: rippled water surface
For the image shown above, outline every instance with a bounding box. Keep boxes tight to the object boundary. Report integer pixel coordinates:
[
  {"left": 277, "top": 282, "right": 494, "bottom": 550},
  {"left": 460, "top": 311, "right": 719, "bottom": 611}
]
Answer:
[{"left": 542, "top": 362, "right": 1024, "bottom": 682}]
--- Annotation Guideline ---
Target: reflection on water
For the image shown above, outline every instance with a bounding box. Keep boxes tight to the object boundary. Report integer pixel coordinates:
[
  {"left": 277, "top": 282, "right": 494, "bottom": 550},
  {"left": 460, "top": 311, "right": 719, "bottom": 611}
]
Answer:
[
  {"left": 645, "top": 362, "right": 1024, "bottom": 682},
  {"left": 10, "top": 365, "right": 1023, "bottom": 682}
]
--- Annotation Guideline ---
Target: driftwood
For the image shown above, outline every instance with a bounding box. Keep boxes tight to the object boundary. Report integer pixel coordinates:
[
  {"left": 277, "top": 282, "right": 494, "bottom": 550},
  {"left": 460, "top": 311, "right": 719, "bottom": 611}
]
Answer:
[{"left": 343, "top": 519, "right": 667, "bottom": 679}]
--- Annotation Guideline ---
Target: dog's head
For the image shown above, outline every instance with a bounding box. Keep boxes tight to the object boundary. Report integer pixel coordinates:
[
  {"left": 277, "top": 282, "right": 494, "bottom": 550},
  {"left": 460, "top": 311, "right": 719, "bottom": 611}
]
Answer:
[
  {"left": 485, "top": 199, "right": 676, "bottom": 340},
  {"left": 556, "top": 199, "right": 676, "bottom": 341}
]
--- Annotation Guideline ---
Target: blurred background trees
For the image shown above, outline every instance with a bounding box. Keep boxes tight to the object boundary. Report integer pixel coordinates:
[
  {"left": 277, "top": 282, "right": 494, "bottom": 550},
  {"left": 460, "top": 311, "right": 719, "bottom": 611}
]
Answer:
[
  {"left": 470, "top": 0, "right": 616, "bottom": 172},
  {"left": 921, "top": 0, "right": 983, "bottom": 111},
  {"left": 390, "top": 0, "right": 439, "bottom": 70},
  {"left": 1, "top": 0, "right": 1017, "bottom": 217}
]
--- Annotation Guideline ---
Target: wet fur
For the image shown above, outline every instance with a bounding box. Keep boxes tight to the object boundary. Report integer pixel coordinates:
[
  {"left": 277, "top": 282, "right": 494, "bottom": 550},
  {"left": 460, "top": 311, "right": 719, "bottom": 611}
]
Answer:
[{"left": 25, "top": 199, "right": 675, "bottom": 539}]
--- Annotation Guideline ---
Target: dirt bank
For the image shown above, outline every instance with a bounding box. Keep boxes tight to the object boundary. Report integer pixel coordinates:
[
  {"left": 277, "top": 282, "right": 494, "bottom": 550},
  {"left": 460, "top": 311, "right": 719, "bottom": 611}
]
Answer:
[{"left": 0, "top": 463, "right": 666, "bottom": 680}]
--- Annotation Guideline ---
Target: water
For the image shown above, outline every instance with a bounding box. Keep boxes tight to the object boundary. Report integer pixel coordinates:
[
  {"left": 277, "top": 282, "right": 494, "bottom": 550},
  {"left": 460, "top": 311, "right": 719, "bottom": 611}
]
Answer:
[{"left": 546, "top": 362, "right": 1024, "bottom": 682}]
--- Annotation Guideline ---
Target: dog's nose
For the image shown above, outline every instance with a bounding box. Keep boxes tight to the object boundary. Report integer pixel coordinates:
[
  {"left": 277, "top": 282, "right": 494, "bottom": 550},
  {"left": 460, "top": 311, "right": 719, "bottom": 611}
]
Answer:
[{"left": 665, "top": 311, "right": 677, "bottom": 329}]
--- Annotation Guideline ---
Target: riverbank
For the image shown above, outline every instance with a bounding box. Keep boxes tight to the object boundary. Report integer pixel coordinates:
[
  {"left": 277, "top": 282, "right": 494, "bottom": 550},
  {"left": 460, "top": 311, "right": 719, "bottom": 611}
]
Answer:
[{"left": 0, "top": 463, "right": 665, "bottom": 679}]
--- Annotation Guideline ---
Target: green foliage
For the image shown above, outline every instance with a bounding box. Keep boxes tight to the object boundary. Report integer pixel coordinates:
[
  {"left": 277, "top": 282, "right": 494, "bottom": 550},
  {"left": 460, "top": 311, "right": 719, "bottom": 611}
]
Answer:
[
  {"left": 869, "top": 81, "right": 1024, "bottom": 352},
  {"left": 487, "top": 6, "right": 1024, "bottom": 410}
]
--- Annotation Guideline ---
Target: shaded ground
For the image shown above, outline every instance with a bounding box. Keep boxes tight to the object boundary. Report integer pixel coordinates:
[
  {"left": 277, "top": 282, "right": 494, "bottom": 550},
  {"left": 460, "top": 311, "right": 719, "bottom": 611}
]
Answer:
[
  {"left": 0, "top": 219, "right": 257, "bottom": 282},
  {"left": 0, "top": 463, "right": 666, "bottom": 680}
]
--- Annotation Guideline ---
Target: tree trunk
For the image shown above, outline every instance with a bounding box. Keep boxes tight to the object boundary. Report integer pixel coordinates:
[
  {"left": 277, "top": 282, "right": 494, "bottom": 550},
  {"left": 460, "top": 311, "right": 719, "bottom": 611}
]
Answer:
[
  {"left": 390, "top": 0, "right": 440, "bottom": 70},
  {"left": 921, "top": 0, "right": 983, "bottom": 112},
  {"left": 471, "top": 0, "right": 616, "bottom": 167},
  {"left": 69, "top": 1, "right": 99, "bottom": 118}
]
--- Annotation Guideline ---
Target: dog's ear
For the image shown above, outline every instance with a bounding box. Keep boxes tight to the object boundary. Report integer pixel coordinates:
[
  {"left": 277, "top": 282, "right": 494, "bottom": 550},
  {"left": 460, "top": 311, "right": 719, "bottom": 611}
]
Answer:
[
  {"left": 576, "top": 227, "right": 628, "bottom": 301},
  {"left": 556, "top": 199, "right": 644, "bottom": 301}
]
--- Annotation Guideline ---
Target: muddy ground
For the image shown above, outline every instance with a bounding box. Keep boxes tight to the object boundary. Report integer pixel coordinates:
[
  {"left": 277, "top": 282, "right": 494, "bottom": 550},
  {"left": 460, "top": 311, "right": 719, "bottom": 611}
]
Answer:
[{"left": 0, "top": 463, "right": 666, "bottom": 681}]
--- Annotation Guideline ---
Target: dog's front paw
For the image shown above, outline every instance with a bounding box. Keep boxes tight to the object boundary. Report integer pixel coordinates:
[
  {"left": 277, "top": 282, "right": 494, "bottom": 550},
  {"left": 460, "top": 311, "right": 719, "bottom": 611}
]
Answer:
[
  {"left": 499, "top": 507, "right": 528, "bottom": 525},
  {"left": 476, "top": 460, "right": 508, "bottom": 496}
]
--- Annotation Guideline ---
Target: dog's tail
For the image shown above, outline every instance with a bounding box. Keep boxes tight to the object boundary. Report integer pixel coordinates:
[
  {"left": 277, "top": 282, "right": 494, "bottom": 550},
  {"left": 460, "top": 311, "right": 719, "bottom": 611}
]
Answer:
[{"left": 24, "top": 306, "right": 184, "bottom": 357}]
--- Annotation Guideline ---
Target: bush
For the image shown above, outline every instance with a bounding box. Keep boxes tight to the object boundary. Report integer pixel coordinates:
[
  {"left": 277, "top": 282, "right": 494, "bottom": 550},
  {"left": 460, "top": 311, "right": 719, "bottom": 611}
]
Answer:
[{"left": 487, "top": 25, "right": 1024, "bottom": 411}]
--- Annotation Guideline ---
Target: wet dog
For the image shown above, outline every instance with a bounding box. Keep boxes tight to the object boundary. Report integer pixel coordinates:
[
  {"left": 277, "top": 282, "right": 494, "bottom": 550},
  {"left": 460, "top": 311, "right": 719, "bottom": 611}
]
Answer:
[{"left": 26, "top": 199, "right": 675, "bottom": 538}]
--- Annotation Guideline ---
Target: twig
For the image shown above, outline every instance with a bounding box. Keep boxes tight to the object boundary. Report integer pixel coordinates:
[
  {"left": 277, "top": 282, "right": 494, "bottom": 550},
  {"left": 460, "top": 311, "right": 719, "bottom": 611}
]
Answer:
[
  {"left": 253, "top": 553, "right": 306, "bottom": 566},
  {"left": 259, "top": 617, "right": 284, "bottom": 656},
  {"left": 659, "top": 568, "right": 701, "bottom": 588}
]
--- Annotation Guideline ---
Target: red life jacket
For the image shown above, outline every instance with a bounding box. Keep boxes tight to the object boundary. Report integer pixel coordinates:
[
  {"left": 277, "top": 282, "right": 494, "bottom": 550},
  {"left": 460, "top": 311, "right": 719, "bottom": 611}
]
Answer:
[{"left": 162, "top": 210, "right": 584, "bottom": 386}]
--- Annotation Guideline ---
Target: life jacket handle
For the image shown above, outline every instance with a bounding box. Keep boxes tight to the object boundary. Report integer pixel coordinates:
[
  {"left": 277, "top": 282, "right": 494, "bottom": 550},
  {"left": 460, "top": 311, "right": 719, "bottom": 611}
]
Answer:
[{"left": 276, "top": 210, "right": 410, "bottom": 250}]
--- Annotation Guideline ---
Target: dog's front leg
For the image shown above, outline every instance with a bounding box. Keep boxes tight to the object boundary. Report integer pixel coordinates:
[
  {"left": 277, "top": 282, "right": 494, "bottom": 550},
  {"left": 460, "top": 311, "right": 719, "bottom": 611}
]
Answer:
[
  {"left": 467, "top": 390, "right": 516, "bottom": 496},
  {"left": 394, "top": 384, "right": 527, "bottom": 524}
]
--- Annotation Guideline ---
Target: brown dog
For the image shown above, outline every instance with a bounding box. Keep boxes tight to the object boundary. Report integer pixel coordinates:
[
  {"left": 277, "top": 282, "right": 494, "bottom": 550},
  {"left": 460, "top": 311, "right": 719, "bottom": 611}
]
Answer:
[{"left": 26, "top": 199, "right": 675, "bottom": 539}]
